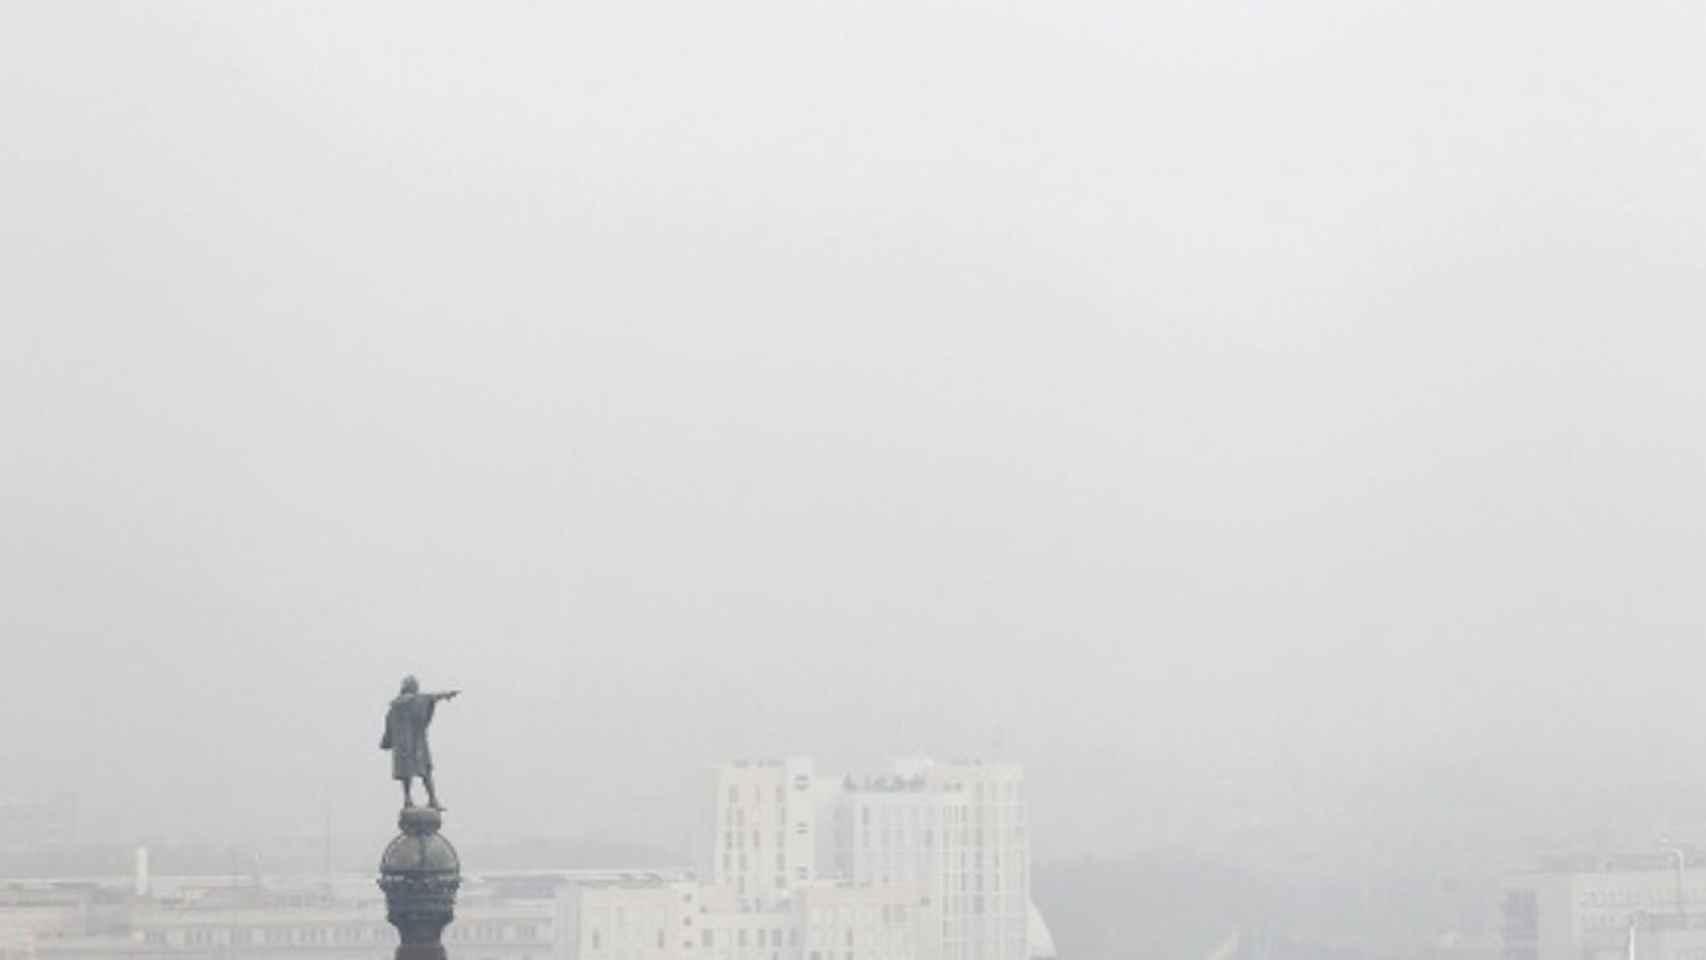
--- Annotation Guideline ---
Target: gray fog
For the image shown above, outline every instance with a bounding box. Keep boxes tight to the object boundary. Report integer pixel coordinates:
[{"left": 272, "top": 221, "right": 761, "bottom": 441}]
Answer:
[{"left": 3, "top": 0, "right": 1703, "bottom": 873}]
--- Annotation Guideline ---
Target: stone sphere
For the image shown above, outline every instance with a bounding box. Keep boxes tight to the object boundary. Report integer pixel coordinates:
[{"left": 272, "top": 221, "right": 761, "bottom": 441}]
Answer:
[{"left": 380, "top": 808, "right": 460, "bottom": 874}]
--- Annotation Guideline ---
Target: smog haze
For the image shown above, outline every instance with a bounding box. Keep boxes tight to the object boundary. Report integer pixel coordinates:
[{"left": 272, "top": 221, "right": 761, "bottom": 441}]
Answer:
[{"left": 4, "top": 0, "right": 1704, "bottom": 884}]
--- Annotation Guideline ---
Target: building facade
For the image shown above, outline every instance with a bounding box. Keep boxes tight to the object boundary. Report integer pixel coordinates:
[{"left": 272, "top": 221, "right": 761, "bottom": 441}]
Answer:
[
  {"left": 686, "top": 757, "right": 1031, "bottom": 960},
  {"left": 696, "top": 759, "right": 820, "bottom": 906},
  {"left": 2, "top": 759, "right": 1042, "bottom": 960},
  {"left": 1503, "top": 852, "right": 1706, "bottom": 959},
  {"left": 830, "top": 762, "right": 1027, "bottom": 960}
]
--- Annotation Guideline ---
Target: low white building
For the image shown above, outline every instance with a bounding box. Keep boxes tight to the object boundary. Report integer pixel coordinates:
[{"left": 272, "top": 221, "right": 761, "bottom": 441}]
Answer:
[{"left": 1502, "top": 851, "right": 1706, "bottom": 959}]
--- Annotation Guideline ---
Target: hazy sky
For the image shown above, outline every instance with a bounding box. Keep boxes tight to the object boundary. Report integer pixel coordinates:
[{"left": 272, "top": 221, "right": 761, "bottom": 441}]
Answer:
[{"left": 4, "top": 1, "right": 1705, "bottom": 867}]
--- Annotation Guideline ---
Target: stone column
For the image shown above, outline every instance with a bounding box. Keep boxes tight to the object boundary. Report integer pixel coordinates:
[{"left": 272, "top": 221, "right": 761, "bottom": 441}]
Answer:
[{"left": 379, "top": 808, "right": 462, "bottom": 960}]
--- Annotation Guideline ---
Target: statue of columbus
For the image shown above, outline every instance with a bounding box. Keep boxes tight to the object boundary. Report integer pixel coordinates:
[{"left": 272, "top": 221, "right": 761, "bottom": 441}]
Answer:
[{"left": 380, "top": 675, "right": 460, "bottom": 810}]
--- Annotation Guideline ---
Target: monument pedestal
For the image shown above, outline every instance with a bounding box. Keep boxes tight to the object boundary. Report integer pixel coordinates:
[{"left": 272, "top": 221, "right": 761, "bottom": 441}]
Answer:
[{"left": 379, "top": 808, "right": 461, "bottom": 960}]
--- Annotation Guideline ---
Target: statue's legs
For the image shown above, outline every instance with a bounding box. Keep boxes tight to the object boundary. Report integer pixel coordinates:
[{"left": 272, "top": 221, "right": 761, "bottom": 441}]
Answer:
[
  {"left": 423, "top": 773, "right": 442, "bottom": 810},
  {"left": 402, "top": 778, "right": 415, "bottom": 808}
]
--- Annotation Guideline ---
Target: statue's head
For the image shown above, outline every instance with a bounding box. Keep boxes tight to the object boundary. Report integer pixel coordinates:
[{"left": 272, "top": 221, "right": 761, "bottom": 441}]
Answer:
[{"left": 400, "top": 675, "right": 420, "bottom": 695}]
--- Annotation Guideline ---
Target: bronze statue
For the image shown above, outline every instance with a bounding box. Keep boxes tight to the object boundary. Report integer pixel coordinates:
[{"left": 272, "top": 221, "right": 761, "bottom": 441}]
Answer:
[{"left": 381, "top": 676, "right": 460, "bottom": 810}]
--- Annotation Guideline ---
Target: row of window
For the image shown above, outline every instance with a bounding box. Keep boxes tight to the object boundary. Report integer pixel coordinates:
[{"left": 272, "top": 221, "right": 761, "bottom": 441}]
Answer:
[
  {"left": 144, "top": 921, "right": 547, "bottom": 948},
  {"left": 724, "top": 778, "right": 807, "bottom": 806},
  {"left": 804, "top": 925, "right": 914, "bottom": 950},
  {"left": 722, "top": 852, "right": 812, "bottom": 871},
  {"left": 706, "top": 927, "right": 793, "bottom": 949},
  {"left": 854, "top": 805, "right": 1025, "bottom": 828},
  {"left": 850, "top": 827, "right": 1026, "bottom": 850},
  {"left": 722, "top": 824, "right": 810, "bottom": 850},
  {"left": 587, "top": 911, "right": 924, "bottom": 954},
  {"left": 724, "top": 804, "right": 791, "bottom": 829},
  {"left": 1578, "top": 885, "right": 1706, "bottom": 907}
]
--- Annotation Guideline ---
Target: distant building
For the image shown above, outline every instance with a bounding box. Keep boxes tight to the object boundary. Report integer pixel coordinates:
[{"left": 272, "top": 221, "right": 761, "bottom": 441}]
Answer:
[
  {"left": 1, "top": 870, "right": 659, "bottom": 960},
  {"left": 685, "top": 756, "right": 1036, "bottom": 960},
  {"left": 559, "top": 874, "right": 946, "bottom": 960},
  {"left": 831, "top": 761, "right": 1028, "bottom": 960},
  {"left": 792, "top": 880, "right": 940, "bottom": 960},
  {"left": 1502, "top": 850, "right": 1706, "bottom": 959},
  {"left": 1, "top": 758, "right": 1050, "bottom": 960},
  {"left": 696, "top": 758, "right": 821, "bottom": 906},
  {"left": 694, "top": 882, "right": 795, "bottom": 960},
  {"left": 562, "top": 875, "right": 702, "bottom": 960}
]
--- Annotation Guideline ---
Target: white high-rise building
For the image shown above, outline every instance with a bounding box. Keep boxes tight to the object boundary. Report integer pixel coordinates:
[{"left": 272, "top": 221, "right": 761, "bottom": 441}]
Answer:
[
  {"left": 675, "top": 756, "right": 1034, "bottom": 960},
  {"left": 697, "top": 758, "right": 820, "bottom": 906},
  {"left": 830, "top": 761, "right": 1027, "bottom": 960}
]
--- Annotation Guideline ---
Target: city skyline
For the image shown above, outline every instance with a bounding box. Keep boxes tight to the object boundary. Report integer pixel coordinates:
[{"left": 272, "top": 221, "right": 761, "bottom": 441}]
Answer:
[
  {"left": 1, "top": 755, "right": 1058, "bottom": 960},
  {"left": 8, "top": 0, "right": 1706, "bottom": 956}
]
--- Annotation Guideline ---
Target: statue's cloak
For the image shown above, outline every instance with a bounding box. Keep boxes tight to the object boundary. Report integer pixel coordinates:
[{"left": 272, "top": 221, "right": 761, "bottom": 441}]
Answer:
[{"left": 380, "top": 693, "right": 436, "bottom": 781}]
